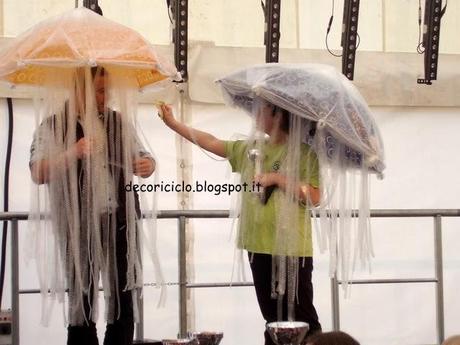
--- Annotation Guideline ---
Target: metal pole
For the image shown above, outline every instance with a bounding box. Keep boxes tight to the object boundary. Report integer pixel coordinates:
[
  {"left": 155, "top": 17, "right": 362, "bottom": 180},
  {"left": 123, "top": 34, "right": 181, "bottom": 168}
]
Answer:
[
  {"left": 295, "top": 0, "right": 300, "bottom": 49},
  {"left": 135, "top": 218, "right": 145, "bottom": 342},
  {"left": 3, "top": 209, "right": 460, "bottom": 221},
  {"left": 178, "top": 216, "right": 187, "bottom": 337},
  {"left": 337, "top": 278, "right": 437, "bottom": 285},
  {"left": 0, "top": 0, "right": 4, "bottom": 36},
  {"left": 434, "top": 215, "right": 445, "bottom": 344},
  {"left": 330, "top": 274, "right": 340, "bottom": 331},
  {"left": 135, "top": 290, "right": 144, "bottom": 340},
  {"left": 11, "top": 219, "right": 19, "bottom": 345},
  {"left": 381, "top": 0, "right": 386, "bottom": 52}
]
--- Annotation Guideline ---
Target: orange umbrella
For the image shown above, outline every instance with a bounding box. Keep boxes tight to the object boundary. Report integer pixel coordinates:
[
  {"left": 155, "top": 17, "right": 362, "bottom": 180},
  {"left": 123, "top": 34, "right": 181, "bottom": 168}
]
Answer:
[{"left": 0, "top": 7, "right": 180, "bottom": 88}]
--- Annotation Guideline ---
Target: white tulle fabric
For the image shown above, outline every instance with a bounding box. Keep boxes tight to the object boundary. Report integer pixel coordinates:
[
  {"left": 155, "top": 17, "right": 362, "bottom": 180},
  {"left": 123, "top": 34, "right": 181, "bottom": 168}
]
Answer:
[
  {"left": 216, "top": 63, "right": 385, "bottom": 308},
  {"left": 27, "top": 67, "right": 165, "bottom": 326}
]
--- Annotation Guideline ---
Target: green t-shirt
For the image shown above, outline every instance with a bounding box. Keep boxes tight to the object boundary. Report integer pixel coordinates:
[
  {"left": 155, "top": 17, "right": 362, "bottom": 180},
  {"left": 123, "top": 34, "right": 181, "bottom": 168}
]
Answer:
[{"left": 224, "top": 140, "right": 319, "bottom": 257}]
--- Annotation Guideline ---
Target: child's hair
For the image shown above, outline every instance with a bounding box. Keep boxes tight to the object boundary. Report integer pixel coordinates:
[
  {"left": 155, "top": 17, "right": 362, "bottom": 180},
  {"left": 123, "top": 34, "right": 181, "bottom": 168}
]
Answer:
[
  {"left": 90, "top": 66, "right": 106, "bottom": 79},
  {"left": 272, "top": 104, "right": 317, "bottom": 137},
  {"left": 273, "top": 105, "right": 291, "bottom": 133}
]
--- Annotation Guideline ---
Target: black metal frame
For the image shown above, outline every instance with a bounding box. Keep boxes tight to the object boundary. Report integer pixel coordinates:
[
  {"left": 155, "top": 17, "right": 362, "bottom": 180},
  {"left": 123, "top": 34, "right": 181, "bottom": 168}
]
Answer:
[
  {"left": 263, "top": 0, "right": 281, "bottom": 63},
  {"left": 417, "top": 0, "right": 444, "bottom": 85},
  {"left": 170, "top": 0, "right": 189, "bottom": 80},
  {"left": 83, "top": 0, "right": 97, "bottom": 10},
  {"left": 82, "top": 0, "right": 103, "bottom": 15},
  {"left": 341, "top": 0, "right": 360, "bottom": 80}
]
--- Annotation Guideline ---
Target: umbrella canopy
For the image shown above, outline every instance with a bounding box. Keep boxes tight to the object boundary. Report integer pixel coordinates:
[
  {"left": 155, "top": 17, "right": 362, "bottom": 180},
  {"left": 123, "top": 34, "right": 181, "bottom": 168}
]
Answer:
[
  {"left": 0, "top": 7, "right": 180, "bottom": 88},
  {"left": 216, "top": 63, "right": 385, "bottom": 174}
]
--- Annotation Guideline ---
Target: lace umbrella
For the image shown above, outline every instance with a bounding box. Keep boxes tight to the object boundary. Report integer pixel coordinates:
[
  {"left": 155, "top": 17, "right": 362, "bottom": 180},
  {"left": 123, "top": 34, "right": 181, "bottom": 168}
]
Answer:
[
  {"left": 217, "top": 63, "right": 384, "bottom": 174},
  {"left": 0, "top": 7, "right": 179, "bottom": 326},
  {"left": 216, "top": 64, "right": 385, "bottom": 316}
]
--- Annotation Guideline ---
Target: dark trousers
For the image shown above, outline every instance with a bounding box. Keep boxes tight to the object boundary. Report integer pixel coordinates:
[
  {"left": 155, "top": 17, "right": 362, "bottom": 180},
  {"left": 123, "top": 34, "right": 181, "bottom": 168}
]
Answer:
[
  {"left": 248, "top": 252, "right": 321, "bottom": 345},
  {"left": 67, "top": 220, "right": 134, "bottom": 345}
]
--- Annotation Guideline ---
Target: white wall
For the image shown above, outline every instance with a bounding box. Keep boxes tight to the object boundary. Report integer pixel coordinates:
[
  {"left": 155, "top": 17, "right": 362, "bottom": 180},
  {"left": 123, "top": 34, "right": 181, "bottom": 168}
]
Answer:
[
  {"left": 0, "top": 1, "right": 459, "bottom": 344},
  {"left": 1, "top": 98, "right": 459, "bottom": 345},
  {"left": 2, "top": 0, "right": 460, "bottom": 52}
]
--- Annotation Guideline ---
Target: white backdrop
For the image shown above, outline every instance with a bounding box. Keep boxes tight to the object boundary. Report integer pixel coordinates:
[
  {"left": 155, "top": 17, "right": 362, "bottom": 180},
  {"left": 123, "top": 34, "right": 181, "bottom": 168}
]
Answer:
[
  {"left": 0, "top": 1, "right": 460, "bottom": 344},
  {"left": 0, "top": 99, "right": 459, "bottom": 345},
  {"left": 3, "top": 0, "right": 460, "bottom": 53}
]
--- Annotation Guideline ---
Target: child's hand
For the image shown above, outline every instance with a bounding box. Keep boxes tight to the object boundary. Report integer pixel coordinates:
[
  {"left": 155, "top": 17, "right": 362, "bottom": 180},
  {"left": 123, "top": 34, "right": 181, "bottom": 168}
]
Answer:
[
  {"left": 156, "top": 103, "right": 175, "bottom": 127},
  {"left": 133, "top": 158, "right": 155, "bottom": 178},
  {"left": 71, "top": 138, "right": 92, "bottom": 159}
]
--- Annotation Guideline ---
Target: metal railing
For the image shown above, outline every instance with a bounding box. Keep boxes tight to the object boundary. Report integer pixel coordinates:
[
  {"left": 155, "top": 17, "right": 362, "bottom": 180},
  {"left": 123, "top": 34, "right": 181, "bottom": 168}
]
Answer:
[{"left": 1, "top": 209, "right": 459, "bottom": 345}]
